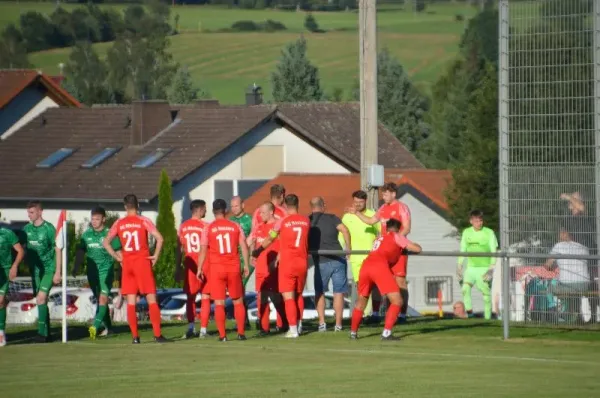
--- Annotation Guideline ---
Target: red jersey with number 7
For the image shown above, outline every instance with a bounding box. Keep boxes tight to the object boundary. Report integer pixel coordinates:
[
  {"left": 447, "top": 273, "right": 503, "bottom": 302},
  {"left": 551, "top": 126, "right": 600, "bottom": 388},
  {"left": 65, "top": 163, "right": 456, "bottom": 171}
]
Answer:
[
  {"left": 270, "top": 214, "right": 310, "bottom": 261},
  {"left": 178, "top": 218, "right": 209, "bottom": 267},
  {"left": 201, "top": 218, "right": 245, "bottom": 271},
  {"left": 107, "top": 215, "right": 158, "bottom": 262},
  {"left": 366, "top": 232, "right": 412, "bottom": 267}
]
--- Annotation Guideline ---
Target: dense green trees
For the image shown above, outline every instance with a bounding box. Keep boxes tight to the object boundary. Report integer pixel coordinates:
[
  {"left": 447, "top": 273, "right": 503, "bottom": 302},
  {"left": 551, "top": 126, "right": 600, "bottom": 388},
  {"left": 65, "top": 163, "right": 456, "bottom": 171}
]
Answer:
[{"left": 154, "top": 170, "right": 178, "bottom": 288}]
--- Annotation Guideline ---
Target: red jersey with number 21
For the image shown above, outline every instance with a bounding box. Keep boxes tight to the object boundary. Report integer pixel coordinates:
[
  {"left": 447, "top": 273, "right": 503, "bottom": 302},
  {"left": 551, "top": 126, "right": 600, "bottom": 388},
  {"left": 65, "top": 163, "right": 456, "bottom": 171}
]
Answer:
[
  {"left": 366, "top": 232, "right": 411, "bottom": 267},
  {"left": 376, "top": 200, "right": 411, "bottom": 235},
  {"left": 178, "top": 218, "right": 209, "bottom": 267},
  {"left": 271, "top": 214, "right": 309, "bottom": 261},
  {"left": 107, "top": 215, "right": 158, "bottom": 262},
  {"left": 202, "top": 219, "right": 245, "bottom": 271}
]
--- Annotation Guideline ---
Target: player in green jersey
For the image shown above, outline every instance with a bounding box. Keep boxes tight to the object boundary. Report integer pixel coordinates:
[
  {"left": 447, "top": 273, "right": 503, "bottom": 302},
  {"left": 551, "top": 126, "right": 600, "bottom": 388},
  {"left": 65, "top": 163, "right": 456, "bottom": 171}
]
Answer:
[
  {"left": 457, "top": 209, "right": 499, "bottom": 320},
  {"left": 73, "top": 207, "right": 122, "bottom": 339},
  {"left": 23, "top": 201, "right": 63, "bottom": 342},
  {"left": 229, "top": 196, "right": 253, "bottom": 328},
  {"left": 0, "top": 215, "right": 25, "bottom": 347}
]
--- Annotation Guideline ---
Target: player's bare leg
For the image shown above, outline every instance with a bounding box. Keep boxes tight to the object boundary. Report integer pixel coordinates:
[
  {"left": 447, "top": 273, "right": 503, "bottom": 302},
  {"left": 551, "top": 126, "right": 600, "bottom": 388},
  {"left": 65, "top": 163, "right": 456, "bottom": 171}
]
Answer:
[
  {"left": 282, "top": 291, "right": 299, "bottom": 338},
  {"left": 350, "top": 295, "right": 369, "bottom": 339},
  {"left": 146, "top": 293, "right": 167, "bottom": 343},
  {"left": 126, "top": 294, "right": 140, "bottom": 343},
  {"left": 199, "top": 293, "right": 211, "bottom": 338},
  {"left": 232, "top": 296, "right": 247, "bottom": 340},
  {"left": 184, "top": 291, "right": 198, "bottom": 338},
  {"left": 0, "top": 295, "right": 7, "bottom": 347},
  {"left": 395, "top": 276, "right": 409, "bottom": 324},
  {"left": 381, "top": 291, "right": 402, "bottom": 341}
]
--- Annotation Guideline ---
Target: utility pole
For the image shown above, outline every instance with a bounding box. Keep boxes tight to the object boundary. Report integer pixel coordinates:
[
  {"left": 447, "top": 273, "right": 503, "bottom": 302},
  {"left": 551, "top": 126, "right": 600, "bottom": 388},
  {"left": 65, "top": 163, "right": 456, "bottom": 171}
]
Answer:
[{"left": 359, "top": 0, "right": 378, "bottom": 210}]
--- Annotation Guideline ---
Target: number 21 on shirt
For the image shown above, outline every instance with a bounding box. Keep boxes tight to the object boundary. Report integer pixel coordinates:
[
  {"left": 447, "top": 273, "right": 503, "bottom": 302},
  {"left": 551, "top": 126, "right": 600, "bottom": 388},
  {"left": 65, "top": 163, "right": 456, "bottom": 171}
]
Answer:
[
  {"left": 123, "top": 230, "right": 140, "bottom": 252},
  {"left": 216, "top": 233, "right": 232, "bottom": 254}
]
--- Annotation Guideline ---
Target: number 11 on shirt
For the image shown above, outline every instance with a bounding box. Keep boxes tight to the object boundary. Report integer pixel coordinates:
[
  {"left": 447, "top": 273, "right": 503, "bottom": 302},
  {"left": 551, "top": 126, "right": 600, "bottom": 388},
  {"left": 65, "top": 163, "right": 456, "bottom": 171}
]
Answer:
[{"left": 217, "top": 233, "right": 232, "bottom": 254}]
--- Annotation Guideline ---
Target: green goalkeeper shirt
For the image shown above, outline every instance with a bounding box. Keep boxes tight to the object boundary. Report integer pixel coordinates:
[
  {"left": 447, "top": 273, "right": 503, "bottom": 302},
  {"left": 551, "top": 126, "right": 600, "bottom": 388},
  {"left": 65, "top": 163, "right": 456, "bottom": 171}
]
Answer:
[
  {"left": 0, "top": 227, "right": 19, "bottom": 269},
  {"left": 79, "top": 227, "right": 122, "bottom": 273},
  {"left": 229, "top": 213, "right": 252, "bottom": 265},
  {"left": 23, "top": 221, "right": 57, "bottom": 271},
  {"left": 458, "top": 226, "right": 498, "bottom": 268}
]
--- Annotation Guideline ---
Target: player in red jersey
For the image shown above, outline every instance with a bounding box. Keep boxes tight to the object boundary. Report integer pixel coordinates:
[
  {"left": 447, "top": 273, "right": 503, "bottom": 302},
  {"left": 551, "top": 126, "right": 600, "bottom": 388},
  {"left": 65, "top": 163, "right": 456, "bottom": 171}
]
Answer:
[
  {"left": 350, "top": 219, "right": 421, "bottom": 340},
  {"left": 255, "top": 194, "right": 309, "bottom": 339},
  {"left": 251, "top": 184, "right": 288, "bottom": 231},
  {"left": 197, "top": 199, "right": 250, "bottom": 341},
  {"left": 248, "top": 202, "right": 287, "bottom": 335},
  {"left": 103, "top": 194, "right": 167, "bottom": 344},
  {"left": 176, "top": 199, "right": 212, "bottom": 339},
  {"left": 347, "top": 182, "right": 412, "bottom": 322}
]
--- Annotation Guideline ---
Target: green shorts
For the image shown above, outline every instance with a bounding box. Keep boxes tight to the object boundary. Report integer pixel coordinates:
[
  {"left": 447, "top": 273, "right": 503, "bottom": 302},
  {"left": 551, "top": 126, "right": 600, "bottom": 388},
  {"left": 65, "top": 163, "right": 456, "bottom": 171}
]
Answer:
[
  {"left": 88, "top": 265, "right": 114, "bottom": 297},
  {"left": 0, "top": 268, "right": 9, "bottom": 296},
  {"left": 31, "top": 266, "right": 55, "bottom": 295}
]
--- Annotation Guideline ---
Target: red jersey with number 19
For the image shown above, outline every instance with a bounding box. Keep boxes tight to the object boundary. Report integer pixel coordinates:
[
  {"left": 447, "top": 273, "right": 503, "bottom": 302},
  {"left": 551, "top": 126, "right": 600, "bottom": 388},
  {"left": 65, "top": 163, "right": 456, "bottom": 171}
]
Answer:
[
  {"left": 202, "top": 218, "right": 245, "bottom": 271},
  {"left": 271, "top": 214, "right": 309, "bottom": 261},
  {"left": 107, "top": 215, "right": 157, "bottom": 263},
  {"left": 179, "top": 218, "right": 209, "bottom": 266}
]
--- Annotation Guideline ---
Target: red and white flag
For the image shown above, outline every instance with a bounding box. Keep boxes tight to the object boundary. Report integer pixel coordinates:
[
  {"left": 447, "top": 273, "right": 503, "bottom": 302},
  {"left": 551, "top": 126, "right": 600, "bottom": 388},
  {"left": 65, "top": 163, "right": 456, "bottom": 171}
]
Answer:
[{"left": 56, "top": 210, "right": 67, "bottom": 250}]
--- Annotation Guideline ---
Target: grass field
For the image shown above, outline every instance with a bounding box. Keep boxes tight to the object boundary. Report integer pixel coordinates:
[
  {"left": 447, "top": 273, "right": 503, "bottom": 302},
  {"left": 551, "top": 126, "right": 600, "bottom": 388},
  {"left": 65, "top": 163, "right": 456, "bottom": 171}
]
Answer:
[
  {"left": 0, "top": 2, "right": 480, "bottom": 103},
  {"left": 1, "top": 318, "right": 599, "bottom": 397}
]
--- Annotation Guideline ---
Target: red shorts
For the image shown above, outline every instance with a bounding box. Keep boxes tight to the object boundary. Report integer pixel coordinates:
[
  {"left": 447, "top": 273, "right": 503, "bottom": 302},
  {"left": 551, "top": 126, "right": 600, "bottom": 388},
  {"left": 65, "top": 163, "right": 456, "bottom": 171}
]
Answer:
[
  {"left": 211, "top": 271, "right": 243, "bottom": 300},
  {"left": 390, "top": 254, "right": 408, "bottom": 278},
  {"left": 255, "top": 271, "right": 278, "bottom": 293},
  {"left": 121, "top": 260, "right": 156, "bottom": 295},
  {"left": 184, "top": 266, "right": 211, "bottom": 296},
  {"left": 278, "top": 257, "right": 307, "bottom": 294},
  {"left": 358, "top": 260, "right": 398, "bottom": 297}
]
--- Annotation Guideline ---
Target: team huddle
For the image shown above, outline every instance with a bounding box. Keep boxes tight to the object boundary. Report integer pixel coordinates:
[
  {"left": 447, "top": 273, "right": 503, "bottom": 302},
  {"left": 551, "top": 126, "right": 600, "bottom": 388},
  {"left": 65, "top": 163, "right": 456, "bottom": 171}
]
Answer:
[{"left": 0, "top": 182, "right": 423, "bottom": 346}]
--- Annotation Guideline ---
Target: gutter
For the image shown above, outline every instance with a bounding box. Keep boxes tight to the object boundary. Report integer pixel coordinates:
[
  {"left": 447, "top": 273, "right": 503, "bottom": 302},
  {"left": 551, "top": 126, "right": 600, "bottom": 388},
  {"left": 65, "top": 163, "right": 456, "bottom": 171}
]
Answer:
[{"left": 0, "top": 197, "right": 152, "bottom": 204}]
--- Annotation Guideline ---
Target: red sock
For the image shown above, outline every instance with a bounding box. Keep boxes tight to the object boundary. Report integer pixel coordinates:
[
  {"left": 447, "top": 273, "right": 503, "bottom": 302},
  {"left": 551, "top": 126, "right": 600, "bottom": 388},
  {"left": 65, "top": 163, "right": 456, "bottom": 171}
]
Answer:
[
  {"left": 149, "top": 302, "right": 162, "bottom": 338},
  {"left": 276, "top": 312, "right": 283, "bottom": 328},
  {"left": 127, "top": 304, "right": 138, "bottom": 338},
  {"left": 284, "top": 298, "right": 297, "bottom": 327},
  {"left": 234, "top": 302, "right": 246, "bottom": 335},
  {"left": 258, "top": 295, "right": 270, "bottom": 332},
  {"left": 372, "top": 300, "right": 381, "bottom": 313},
  {"left": 186, "top": 294, "right": 196, "bottom": 324},
  {"left": 215, "top": 304, "right": 226, "bottom": 338},
  {"left": 296, "top": 295, "right": 304, "bottom": 323},
  {"left": 351, "top": 308, "right": 363, "bottom": 333},
  {"left": 384, "top": 304, "right": 401, "bottom": 330},
  {"left": 200, "top": 298, "right": 210, "bottom": 328}
]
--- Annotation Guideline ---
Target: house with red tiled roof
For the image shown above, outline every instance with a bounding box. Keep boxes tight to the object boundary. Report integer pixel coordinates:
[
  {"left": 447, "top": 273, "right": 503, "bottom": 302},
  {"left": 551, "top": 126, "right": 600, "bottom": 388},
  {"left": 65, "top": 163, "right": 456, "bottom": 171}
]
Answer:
[
  {"left": 243, "top": 170, "right": 482, "bottom": 313},
  {"left": 0, "top": 69, "right": 81, "bottom": 141},
  {"left": 0, "top": 98, "right": 423, "bottom": 235}
]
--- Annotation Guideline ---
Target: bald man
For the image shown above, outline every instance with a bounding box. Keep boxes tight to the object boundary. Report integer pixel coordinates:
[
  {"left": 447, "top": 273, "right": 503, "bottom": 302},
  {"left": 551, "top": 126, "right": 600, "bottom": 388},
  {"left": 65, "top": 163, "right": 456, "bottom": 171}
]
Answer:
[
  {"left": 309, "top": 196, "right": 351, "bottom": 332},
  {"left": 229, "top": 196, "right": 253, "bottom": 329}
]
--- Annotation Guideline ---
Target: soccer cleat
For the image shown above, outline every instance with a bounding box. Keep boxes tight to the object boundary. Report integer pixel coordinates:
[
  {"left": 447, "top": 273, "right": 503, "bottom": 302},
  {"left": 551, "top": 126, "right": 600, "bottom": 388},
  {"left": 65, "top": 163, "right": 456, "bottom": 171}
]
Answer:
[
  {"left": 284, "top": 330, "right": 299, "bottom": 339},
  {"left": 349, "top": 332, "right": 358, "bottom": 340},
  {"left": 88, "top": 326, "right": 97, "bottom": 340},
  {"left": 132, "top": 337, "right": 141, "bottom": 344},
  {"left": 237, "top": 334, "right": 247, "bottom": 341},
  {"left": 99, "top": 329, "right": 109, "bottom": 337},
  {"left": 256, "top": 330, "right": 271, "bottom": 338},
  {"left": 381, "top": 334, "right": 402, "bottom": 341},
  {"left": 154, "top": 335, "right": 168, "bottom": 343},
  {"left": 184, "top": 329, "right": 197, "bottom": 339},
  {"left": 218, "top": 336, "right": 228, "bottom": 342},
  {"left": 318, "top": 323, "right": 327, "bottom": 333},
  {"left": 334, "top": 325, "right": 343, "bottom": 332}
]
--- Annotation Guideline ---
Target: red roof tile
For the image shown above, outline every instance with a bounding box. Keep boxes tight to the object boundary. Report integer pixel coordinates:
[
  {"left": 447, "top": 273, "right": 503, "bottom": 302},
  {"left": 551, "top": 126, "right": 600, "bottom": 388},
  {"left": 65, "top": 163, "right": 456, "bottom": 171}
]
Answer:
[{"left": 0, "top": 69, "right": 81, "bottom": 109}]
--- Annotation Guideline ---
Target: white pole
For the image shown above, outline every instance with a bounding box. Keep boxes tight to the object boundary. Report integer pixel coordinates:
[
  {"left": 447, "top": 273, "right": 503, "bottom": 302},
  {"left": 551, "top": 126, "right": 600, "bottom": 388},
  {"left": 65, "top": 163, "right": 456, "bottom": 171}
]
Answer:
[{"left": 61, "top": 219, "right": 67, "bottom": 343}]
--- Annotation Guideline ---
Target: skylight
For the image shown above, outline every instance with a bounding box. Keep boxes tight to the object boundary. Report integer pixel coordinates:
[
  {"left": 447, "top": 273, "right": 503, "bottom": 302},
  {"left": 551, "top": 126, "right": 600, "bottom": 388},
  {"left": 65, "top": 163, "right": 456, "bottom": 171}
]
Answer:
[
  {"left": 132, "top": 148, "right": 172, "bottom": 169},
  {"left": 36, "top": 148, "right": 75, "bottom": 169},
  {"left": 81, "top": 147, "right": 121, "bottom": 169}
]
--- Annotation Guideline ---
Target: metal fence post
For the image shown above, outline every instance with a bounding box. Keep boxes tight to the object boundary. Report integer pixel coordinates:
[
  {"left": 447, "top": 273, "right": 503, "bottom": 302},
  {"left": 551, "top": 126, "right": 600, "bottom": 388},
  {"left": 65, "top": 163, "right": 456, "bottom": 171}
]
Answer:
[{"left": 501, "top": 254, "right": 510, "bottom": 340}]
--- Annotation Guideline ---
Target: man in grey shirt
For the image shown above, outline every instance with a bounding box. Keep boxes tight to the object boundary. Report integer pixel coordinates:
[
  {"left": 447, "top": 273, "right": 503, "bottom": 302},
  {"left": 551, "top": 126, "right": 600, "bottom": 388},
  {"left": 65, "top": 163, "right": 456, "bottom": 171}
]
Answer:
[{"left": 308, "top": 196, "right": 351, "bottom": 332}]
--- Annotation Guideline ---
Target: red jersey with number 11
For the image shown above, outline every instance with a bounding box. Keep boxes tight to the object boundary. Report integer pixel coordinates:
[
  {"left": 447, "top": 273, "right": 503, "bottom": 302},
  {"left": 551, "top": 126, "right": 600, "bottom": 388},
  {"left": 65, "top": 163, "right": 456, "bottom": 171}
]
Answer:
[
  {"left": 271, "top": 214, "right": 309, "bottom": 261},
  {"left": 202, "top": 218, "right": 245, "bottom": 271},
  {"left": 107, "top": 215, "right": 157, "bottom": 262},
  {"left": 366, "top": 232, "right": 411, "bottom": 267}
]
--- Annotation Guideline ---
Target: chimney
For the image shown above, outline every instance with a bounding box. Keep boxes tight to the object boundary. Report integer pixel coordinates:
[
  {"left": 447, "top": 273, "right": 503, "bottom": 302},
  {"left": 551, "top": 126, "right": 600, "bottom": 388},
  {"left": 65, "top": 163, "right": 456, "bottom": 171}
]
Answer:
[
  {"left": 194, "top": 99, "right": 220, "bottom": 108},
  {"left": 131, "top": 100, "right": 172, "bottom": 146},
  {"left": 245, "top": 84, "right": 263, "bottom": 106}
]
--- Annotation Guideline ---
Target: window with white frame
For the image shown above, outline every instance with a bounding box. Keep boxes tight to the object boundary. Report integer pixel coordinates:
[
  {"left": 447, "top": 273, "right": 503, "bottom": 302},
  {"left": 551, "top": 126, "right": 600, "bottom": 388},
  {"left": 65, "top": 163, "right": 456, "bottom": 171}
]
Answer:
[
  {"left": 424, "top": 276, "right": 453, "bottom": 305},
  {"left": 213, "top": 179, "right": 269, "bottom": 201}
]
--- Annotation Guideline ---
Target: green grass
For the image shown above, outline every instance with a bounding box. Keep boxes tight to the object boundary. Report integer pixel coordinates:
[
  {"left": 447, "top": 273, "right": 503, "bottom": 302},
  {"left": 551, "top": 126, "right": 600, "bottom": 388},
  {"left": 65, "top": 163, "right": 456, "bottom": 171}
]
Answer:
[
  {"left": 1, "top": 2, "right": 480, "bottom": 103},
  {"left": 2, "top": 319, "right": 600, "bottom": 397}
]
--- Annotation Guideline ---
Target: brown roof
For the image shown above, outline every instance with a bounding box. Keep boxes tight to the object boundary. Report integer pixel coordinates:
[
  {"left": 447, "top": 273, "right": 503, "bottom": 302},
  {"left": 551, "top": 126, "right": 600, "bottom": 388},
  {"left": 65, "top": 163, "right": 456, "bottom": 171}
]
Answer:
[
  {"left": 0, "top": 101, "right": 422, "bottom": 202},
  {"left": 242, "top": 169, "right": 452, "bottom": 218},
  {"left": 0, "top": 69, "right": 81, "bottom": 109}
]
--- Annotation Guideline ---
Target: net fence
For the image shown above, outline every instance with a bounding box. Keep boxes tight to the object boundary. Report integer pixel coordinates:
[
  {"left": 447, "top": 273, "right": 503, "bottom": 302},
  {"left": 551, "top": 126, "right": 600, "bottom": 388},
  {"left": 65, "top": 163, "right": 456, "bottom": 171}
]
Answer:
[{"left": 499, "top": 0, "right": 600, "bottom": 328}]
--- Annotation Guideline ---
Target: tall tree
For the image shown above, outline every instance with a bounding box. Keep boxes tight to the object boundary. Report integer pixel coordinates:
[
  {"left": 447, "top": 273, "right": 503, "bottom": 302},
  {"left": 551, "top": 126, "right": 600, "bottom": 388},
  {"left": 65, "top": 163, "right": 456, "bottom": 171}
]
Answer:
[
  {"left": 167, "top": 66, "right": 208, "bottom": 104},
  {"left": 154, "top": 169, "right": 178, "bottom": 288},
  {"left": 445, "top": 63, "right": 499, "bottom": 233},
  {"left": 64, "top": 41, "right": 114, "bottom": 106},
  {"left": 271, "top": 36, "right": 323, "bottom": 102},
  {"left": 0, "top": 24, "right": 30, "bottom": 68}
]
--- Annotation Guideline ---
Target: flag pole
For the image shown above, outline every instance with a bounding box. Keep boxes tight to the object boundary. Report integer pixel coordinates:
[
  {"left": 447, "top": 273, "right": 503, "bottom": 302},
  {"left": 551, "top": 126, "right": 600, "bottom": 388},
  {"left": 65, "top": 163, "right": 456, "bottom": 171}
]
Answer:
[{"left": 61, "top": 217, "right": 67, "bottom": 343}]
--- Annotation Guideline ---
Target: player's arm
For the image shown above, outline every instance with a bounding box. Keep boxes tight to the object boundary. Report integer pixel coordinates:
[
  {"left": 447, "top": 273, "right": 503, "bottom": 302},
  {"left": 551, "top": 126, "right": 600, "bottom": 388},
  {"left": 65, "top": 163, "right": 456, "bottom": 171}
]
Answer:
[
  {"left": 9, "top": 230, "right": 24, "bottom": 280},
  {"left": 72, "top": 237, "right": 86, "bottom": 277},
  {"left": 257, "top": 220, "right": 281, "bottom": 253},
  {"left": 238, "top": 227, "right": 250, "bottom": 278},
  {"left": 399, "top": 205, "right": 411, "bottom": 236},
  {"left": 103, "top": 223, "right": 122, "bottom": 263},
  {"left": 143, "top": 218, "right": 163, "bottom": 265},
  {"left": 353, "top": 209, "right": 379, "bottom": 226},
  {"left": 395, "top": 233, "right": 421, "bottom": 254},
  {"left": 337, "top": 219, "right": 351, "bottom": 254},
  {"left": 488, "top": 230, "right": 499, "bottom": 267},
  {"left": 457, "top": 230, "right": 467, "bottom": 267},
  {"left": 196, "top": 225, "right": 209, "bottom": 279}
]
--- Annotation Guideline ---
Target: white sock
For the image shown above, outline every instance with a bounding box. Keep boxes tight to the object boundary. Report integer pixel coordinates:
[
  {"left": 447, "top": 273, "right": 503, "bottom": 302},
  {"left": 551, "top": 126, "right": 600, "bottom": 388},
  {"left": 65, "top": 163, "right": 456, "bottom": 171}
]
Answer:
[
  {"left": 289, "top": 325, "right": 298, "bottom": 334},
  {"left": 200, "top": 327, "right": 207, "bottom": 334},
  {"left": 382, "top": 329, "right": 392, "bottom": 338}
]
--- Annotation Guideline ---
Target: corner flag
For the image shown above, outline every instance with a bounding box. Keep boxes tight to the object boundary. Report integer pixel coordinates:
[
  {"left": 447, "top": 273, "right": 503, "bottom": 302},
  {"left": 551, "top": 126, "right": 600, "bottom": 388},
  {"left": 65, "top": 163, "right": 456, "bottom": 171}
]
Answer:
[{"left": 55, "top": 210, "right": 68, "bottom": 343}]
